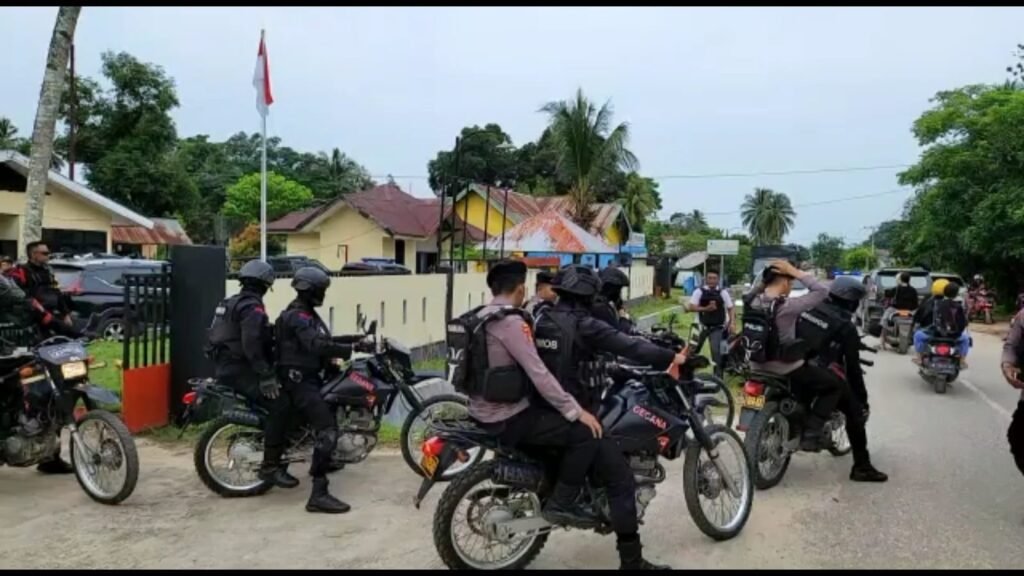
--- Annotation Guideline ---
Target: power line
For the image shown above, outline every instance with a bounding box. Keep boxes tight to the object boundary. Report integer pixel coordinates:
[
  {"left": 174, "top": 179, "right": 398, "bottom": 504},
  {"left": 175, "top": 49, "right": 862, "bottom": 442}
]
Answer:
[{"left": 702, "top": 188, "right": 910, "bottom": 216}]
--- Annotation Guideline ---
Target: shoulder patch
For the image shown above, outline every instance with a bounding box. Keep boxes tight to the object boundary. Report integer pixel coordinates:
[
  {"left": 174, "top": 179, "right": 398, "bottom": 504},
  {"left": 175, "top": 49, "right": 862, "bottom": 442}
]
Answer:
[{"left": 521, "top": 320, "right": 533, "bottom": 344}]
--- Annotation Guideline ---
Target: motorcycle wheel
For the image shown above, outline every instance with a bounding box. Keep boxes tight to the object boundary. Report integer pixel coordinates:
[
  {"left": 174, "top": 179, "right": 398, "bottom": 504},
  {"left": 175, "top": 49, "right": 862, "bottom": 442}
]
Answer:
[
  {"left": 695, "top": 373, "right": 736, "bottom": 429},
  {"left": 193, "top": 416, "right": 272, "bottom": 497},
  {"left": 683, "top": 424, "right": 753, "bottom": 541},
  {"left": 401, "top": 393, "right": 484, "bottom": 481},
  {"left": 933, "top": 375, "right": 948, "bottom": 395},
  {"left": 69, "top": 410, "right": 139, "bottom": 505},
  {"left": 434, "top": 460, "right": 548, "bottom": 570},
  {"left": 743, "top": 402, "right": 792, "bottom": 490}
]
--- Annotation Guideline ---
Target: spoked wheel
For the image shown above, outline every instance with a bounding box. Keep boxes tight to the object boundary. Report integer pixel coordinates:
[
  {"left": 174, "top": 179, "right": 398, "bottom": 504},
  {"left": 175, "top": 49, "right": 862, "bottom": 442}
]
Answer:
[
  {"left": 684, "top": 424, "right": 754, "bottom": 541},
  {"left": 434, "top": 461, "right": 548, "bottom": 570},
  {"left": 743, "top": 402, "right": 792, "bottom": 490},
  {"left": 695, "top": 373, "right": 736, "bottom": 429},
  {"left": 826, "top": 412, "right": 852, "bottom": 456},
  {"left": 70, "top": 410, "right": 139, "bottom": 505},
  {"left": 401, "top": 393, "right": 484, "bottom": 481},
  {"left": 194, "top": 416, "right": 271, "bottom": 497}
]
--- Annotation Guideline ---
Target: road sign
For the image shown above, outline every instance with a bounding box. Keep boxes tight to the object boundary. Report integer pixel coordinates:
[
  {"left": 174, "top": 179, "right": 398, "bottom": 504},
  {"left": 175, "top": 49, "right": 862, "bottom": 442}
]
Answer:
[{"left": 707, "top": 239, "right": 739, "bottom": 256}]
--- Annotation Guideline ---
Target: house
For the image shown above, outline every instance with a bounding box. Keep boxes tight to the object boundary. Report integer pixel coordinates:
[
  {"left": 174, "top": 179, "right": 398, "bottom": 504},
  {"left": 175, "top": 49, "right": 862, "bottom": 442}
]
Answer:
[
  {"left": 482, "top": 211, "right": 617, "bottom": 267},
  {"left": 112, "top": 217, "right": 192, "bottom": 259},
  {"left": 269, "top": 183, "right": 484, "bottom": 273},
  {"left": 0, "top": 150, "right": 153, "bottom": 258}
]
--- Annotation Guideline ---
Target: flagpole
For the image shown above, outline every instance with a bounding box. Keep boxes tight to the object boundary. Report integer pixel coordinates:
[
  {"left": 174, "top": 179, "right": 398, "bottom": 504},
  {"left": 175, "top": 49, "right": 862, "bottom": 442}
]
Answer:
[{"left": 259, "top": 29, "right": 268, "bottom": 262}]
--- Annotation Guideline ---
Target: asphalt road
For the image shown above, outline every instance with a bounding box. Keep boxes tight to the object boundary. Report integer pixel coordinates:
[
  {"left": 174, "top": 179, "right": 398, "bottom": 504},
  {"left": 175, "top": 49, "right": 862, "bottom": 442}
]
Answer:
[{"left": 1, "top": 330, "right": 1022, "bottom": 569}]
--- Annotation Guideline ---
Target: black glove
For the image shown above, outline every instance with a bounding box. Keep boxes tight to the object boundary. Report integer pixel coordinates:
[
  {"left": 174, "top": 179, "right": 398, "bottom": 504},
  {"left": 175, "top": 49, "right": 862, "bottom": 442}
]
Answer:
[{"left": 258, "top": 375, "right": 281, "bottom": 400}]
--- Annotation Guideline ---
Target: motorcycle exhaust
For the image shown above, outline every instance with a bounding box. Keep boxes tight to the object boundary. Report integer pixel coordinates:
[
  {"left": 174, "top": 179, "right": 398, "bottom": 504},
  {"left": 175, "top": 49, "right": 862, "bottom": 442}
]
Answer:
[{"left": 222, "top": 410, "right": 263, "bottom": 428}]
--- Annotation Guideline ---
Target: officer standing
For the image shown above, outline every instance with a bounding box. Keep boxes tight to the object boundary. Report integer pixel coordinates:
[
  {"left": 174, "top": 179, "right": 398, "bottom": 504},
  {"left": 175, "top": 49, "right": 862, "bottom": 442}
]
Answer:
[
  {"left": 206, "top": 260, "right": 297, "bottom": 490},
  {"left": 535, "top": 264, "right": 685, "bottom": 570},
  {"left": 1001, "top": 309, "right": 1024, "bottom": 477},
  {"left": 796, "top": 277, "right": 888, "bottom": 482},
  {"left": 275, "top": 267, "right": 359, "bottom": 514},
  {"left": 593, "top": 266, "right": 635, "bottom": 333},
  {"left": 686, "top": 270, "right": 733, "bottom": 379}
]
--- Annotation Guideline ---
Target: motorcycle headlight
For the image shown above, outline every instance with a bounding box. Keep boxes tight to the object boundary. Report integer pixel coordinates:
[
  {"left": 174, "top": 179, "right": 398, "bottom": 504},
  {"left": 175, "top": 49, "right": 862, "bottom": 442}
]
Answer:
[{"left": 61, "top": 361, "right": 88, "bottom": 380}]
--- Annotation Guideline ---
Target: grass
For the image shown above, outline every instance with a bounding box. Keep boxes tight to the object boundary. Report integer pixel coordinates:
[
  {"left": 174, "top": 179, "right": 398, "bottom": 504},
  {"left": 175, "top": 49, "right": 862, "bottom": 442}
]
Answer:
[
  {"left": 626, "top": 288, "right": 686, "bottom": 319},
  {"left": 413, "top": 357, "right": 447, "bottom": 373}
]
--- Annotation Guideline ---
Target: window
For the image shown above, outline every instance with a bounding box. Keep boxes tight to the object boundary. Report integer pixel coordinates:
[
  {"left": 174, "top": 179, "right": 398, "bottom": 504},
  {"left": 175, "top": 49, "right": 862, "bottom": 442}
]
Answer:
[
  {"left": 92, "top": 268, "right": 126, "bottom": 287},
  {"left": 394, "top": 239, "right": 406, "bottom": 265},
  {"left": 41, "top": 229, "right": 107, "bottom": 256}
]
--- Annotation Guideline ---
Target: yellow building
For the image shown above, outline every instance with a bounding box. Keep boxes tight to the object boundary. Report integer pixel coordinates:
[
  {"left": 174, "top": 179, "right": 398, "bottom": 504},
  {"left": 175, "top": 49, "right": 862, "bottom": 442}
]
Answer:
[{"left": 0, "top": 151, "right": 153, "bottom": 258}]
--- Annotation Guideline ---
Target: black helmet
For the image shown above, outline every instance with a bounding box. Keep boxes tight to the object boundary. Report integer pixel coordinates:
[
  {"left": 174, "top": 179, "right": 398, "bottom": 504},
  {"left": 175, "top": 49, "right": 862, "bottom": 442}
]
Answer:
[
  {"left": 598, "top": 266, "right": 631, "bottom": 290},
  {"left": 239, "top": 260, "right": 275, "bottom": 286},
  {"left": 829, "top": 276, "right": 866, "bottom": 304},
  {"left": 554, "top": 265, "right": 601, "bottom": 298},
  {"left": 292, "top": 266, "right": 331, "bottom": 306}
]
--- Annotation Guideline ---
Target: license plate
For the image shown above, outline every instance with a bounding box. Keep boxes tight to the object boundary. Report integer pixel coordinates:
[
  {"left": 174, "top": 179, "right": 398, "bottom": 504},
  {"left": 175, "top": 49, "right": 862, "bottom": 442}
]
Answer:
[
  {"left": 420, "top": 454, "right": 438, "bottom": 477},
  {"left": 742, "top": 395, "right": 765, "bottom": 410},
  {"left": 61, "top": 361, "right": 87, "bottom": 380}
]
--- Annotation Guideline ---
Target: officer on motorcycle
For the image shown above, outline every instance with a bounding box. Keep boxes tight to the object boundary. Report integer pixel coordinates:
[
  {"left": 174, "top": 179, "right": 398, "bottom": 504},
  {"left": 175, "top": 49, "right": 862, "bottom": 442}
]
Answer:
[
  {"left": 535, "top": 264, "right": 686, "bottom": 570},
  {"left": 206, "top": 260, "right": 298, "bottom": 490},
  {"left": 524, "top": 269, "right": 557, "bottom": 318},
  {"left": 274, "top": 267, "right": 360, "bottom": 514},
  {"left": 687, "top": 270, "right": 734, "bottom": 379},
  {"left": 796, "top": 277, "right": 889, "bottom": 482},
  {"left": 7, "top": 241, "right": 82, "bottom": 340},
  {"left": 593, "top": 266, "right": 634, "bottom": 333},
  {"left": 1001, "top": 309, "right": 1024, "bottom": 477}
]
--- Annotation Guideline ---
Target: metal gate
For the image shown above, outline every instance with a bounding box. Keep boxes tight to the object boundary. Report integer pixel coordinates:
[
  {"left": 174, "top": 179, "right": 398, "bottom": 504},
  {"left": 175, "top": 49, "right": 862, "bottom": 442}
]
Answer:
[{"left": 122, "top": 264, "right": 171, "bottom": 369}]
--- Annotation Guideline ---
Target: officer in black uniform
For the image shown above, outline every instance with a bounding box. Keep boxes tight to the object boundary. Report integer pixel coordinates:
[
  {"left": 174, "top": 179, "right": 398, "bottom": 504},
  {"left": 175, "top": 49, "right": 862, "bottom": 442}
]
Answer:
[
  {"left": 535, "top": 264, "right": 685, "bottom": 570},
  {"left": 206, "top": 259, "right": 299, "bottom": 489},
  {"left": 275, "top": 267, "right": 361, "bottom": 514},
  {"left": 593, "top": 266, "right": 634, "bottom": 333},
  {"left": 795, "top": 276, "right": 888, "bottom": 483}
]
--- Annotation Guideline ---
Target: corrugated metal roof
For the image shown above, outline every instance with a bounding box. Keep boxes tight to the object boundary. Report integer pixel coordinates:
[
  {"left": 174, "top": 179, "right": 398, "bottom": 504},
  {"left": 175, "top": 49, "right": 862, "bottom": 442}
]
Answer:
[
  {"left": 461, "top": 184, "right": 626, "bottom": 236},
  {"left": 674, "top": 251, "right": 708, "bottom": 270},
  {"left": 111, "top": 218, "right": 192, "bottom": 246},
  {"left": 483, "top": 212, "right": 617, "bottom": 254}
]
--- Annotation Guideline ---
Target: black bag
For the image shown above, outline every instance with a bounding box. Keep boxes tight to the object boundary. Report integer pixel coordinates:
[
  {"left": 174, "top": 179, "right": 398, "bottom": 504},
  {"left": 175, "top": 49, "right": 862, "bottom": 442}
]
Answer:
[
  {"left": 932, "top": 299, "right": 962, "bottom": 338},
  {"left": 447, "top": 305, "right": 531, "bottom": 403},
  {"left": 740, "top": 296, "right": 781, "bottom": 363}
]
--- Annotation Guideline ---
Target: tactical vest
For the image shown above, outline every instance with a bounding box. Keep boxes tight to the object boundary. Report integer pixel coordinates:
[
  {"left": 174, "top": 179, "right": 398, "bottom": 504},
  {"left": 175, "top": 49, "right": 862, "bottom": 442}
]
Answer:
[
  {"left": 591, "top": 295, "right": 620, "bottom": 329},
  {"left": 275, "top": 304, "right": 330, "bottom": 373},
  {"left": 205, "top": 293, "right": 258, "bottom": 362},
  {"left": 534, "top": 307, "right": 600, "bottom": 409},
  {"left": 698, "top": 286, "right": 726, "bottom": 327},
  {"left": 447, "top": 305, "right": 530, "bottom": 403},
  {"left": 796, "top": 302, "right": 849, "bottom": 364}
]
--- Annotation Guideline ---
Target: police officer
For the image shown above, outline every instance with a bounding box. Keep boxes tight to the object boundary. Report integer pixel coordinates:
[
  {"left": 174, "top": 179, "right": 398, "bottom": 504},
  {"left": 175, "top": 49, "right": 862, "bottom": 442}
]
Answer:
[
  {"left": 524, "top": 270, "right": 557, "bottom": 319},
  {"left": 535, "top": 264, "right": 685, "bottom": 570},
  {"left": 687, "top": 270, "right": 734, "bottom": 379},
  {"left": 8, "top": 241, "right": 81, "bottom": 339},
  {"left": 593, "top": 266, "right": 634, "bottom": 333},
  {"left": 275, "top": 267, "right": 360, "bottom": 514},
  {"left": 796, "top": 276, "right": 888, "bottom": 483},
  {"left": 1001, "top": 309, "right": 1024, "bottom": 477},
  {"left": 206, "top": 259, "right": 297, "bottom": 489}
]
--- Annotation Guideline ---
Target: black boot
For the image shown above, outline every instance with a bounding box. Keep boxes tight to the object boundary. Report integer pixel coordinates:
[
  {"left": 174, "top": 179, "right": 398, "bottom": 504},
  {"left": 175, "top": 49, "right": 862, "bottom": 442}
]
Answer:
[
  {"left": 306, "top": 477, "right": 351, "bottom": 514},
  {"left": 616, "top": 535, "right": 671, "bottom": 570},
  {"left": 541, "top": 482, "right": 600, "bottom": 528},
  {"left": 799, "top": 416, "right": 828, "bottom": 452},
  {"left": 850, "top": 461, "right": 889, "bottom": 483},
  {"left": 37, "top": 457, "right": 73, "bottom": 475},
  {"left": 259, "top": 465, "right": 300, "bottom": 489}
]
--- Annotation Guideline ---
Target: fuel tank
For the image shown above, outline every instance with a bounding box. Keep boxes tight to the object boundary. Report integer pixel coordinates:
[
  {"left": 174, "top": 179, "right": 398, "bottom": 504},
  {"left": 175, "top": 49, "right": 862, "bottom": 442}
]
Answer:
[
  {"left": 600, "top": 383, "right": 687, "bottom": 454},
  {"left": 321, "top": 365, "right": 393, "bottom": 407}
]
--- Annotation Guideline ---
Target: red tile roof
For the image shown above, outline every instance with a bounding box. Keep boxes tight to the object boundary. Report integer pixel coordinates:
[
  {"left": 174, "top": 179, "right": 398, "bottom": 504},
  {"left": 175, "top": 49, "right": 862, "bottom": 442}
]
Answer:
[{"left": 111, "top": 218, "right": 192, "bottom": 246}]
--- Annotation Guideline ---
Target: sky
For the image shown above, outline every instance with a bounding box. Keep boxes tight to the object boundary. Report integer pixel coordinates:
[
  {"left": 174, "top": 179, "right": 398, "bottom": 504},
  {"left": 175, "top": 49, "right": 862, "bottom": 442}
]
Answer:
[{"left": 1, "top": 7, "right": 1021, "bottom": 246}]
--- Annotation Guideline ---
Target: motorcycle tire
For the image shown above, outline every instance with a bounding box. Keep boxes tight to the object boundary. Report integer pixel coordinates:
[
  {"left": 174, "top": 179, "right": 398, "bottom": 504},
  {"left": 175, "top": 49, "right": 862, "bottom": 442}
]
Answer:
[
  {"left": 433, "top": 460, "right": 548, "bottom": 570},
  {"left": 933, "top": 376, "right": 948, "bottom": 395},
  {"left": 70, "top": 409, "right": 139, "bottom": 505},
  {"left": 400, "top": 393, "right": 484, "bottom": 481},
  {"left": 695, "top": 373, "right": 737, "bottom": 429},
  {"left": 683, "top": 424, "right": 753, "bottom": 541},
  {"left": 743, "top": 402, "right": 792, "bottom": 490},
  {"left": 194, "top": 415, "right": 273, "bottom": 498}
]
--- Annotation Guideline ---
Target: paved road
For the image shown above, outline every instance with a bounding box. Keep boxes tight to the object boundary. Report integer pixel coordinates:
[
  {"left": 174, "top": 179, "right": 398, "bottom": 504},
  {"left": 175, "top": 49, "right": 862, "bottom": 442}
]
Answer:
[{"left": 1, "top": 330, "right": 1022, "bottom": 569}]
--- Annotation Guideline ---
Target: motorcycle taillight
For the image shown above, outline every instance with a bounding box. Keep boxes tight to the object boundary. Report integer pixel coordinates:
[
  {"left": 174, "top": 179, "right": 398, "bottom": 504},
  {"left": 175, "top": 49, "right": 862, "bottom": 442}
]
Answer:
[
  {"left": 743, "top": 381, "right": 765, "bottom": 396},
  {"left": 422, "top": 436, "right": 445, "bottom": 458},
  {"left": 934, "top": 344, "right": 952, "bottom": 356},
  {"left": 182, "top": 391, "right": 197, "bottom": 405}
]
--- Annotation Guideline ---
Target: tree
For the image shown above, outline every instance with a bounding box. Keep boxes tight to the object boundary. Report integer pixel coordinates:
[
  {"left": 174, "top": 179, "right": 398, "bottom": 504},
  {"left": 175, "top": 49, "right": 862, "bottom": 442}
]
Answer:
[
  {"left": 541, "top": 88, "right": 638, "bottom": 225},
  {"left": 427, "top": 124, "right": 518, "bottom": 192},
  {"left": 740, "top": 187, "right": 796, "bottom": 245},
  {"left": 222, "top": 171, "right": 314, "bottom": 224},
  {"left": 621, "top": 172, "right": 660, "bottom": 227},
  {"left": 868, "top": 220, "right": 904, "bottom": 252},
  {"left": 811, "top": 233, "right": 845, "bottom": 276},
  {"left": 842, "top": 246, "right": 877, "bottom": 271},
  {"left": 227, "top": 223, "right": 284, "bottom": 269},
  {"left": 0, "top": 117, "right": 24, "bottom": 149},
  {"left": 22, "top": 6, "right": 82, "bottom": 247}
]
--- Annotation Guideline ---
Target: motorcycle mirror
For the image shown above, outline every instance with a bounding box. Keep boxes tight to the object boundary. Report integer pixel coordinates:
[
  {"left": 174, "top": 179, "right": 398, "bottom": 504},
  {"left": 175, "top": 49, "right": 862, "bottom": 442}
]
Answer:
[{"left": 367, "top": 320, "right": 377, "bottom": 336}]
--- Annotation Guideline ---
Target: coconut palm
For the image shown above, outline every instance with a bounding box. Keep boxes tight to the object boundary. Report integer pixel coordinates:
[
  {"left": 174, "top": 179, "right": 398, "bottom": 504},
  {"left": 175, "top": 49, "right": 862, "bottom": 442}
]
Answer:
[
  {"left": 22, "top": 6, "right": 81, "bottom": 247},
  {"left": 0, "top": 117, "right": 20, "bottom": 149},
  {"left": 621, "top": 172, "right": 659, "bottom": 227},
  {"left": 740, "top": 187, "right": 796, "bottom": 245},
  {"left": 541, "top": 88, "right": 638, "bottom": 225}
]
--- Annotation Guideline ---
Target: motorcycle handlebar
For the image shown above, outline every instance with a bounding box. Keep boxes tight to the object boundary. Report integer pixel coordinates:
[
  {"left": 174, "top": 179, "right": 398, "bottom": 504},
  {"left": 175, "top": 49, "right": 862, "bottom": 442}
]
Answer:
[{"left": 859, "top": 358, "right": 874, "bottom": 367}]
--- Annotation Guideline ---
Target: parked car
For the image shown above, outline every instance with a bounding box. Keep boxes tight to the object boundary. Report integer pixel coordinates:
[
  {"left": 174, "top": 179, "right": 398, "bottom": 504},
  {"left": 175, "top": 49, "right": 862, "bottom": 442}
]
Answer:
[
  {"left": 341, "top": 258, "right": 412, "bottom": 275},
  {"left": 52, "top": 258, "right": 166, "bottom": 341},
  {"left": 856, "top": 267, "right": 931, "bottom": 336},
  {"left": 266, "top": 255, "right": 332, "bottom": 275}
]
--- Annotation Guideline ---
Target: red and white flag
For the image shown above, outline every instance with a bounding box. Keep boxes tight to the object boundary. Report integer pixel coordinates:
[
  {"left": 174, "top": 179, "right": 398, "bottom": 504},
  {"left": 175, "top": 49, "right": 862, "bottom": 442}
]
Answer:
[{"left": 253, "top": 30, "right": 274, "bottom": 117}]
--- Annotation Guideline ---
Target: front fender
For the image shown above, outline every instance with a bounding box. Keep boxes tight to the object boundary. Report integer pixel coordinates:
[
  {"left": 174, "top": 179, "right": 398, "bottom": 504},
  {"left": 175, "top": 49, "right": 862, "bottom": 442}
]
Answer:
[{"left": 77, "top": 384, "right": 121, "bottom": 405}]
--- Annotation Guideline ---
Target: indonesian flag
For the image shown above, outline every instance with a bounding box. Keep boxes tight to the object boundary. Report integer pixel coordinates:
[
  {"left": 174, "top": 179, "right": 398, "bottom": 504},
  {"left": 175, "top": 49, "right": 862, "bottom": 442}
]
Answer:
[{"left": 253, "top": 31, "right": 274, "bottom": 117}]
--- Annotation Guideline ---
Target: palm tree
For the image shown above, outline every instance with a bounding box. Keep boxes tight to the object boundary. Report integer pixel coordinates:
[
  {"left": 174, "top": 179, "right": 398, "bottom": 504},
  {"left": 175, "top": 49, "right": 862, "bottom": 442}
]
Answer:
[
  {"left": 541, "top": 88, "right": 637, "bottom": 226},
  {"left": 740, "top": 187, "right": 796, "bottom": 245},
  {"left": 22, "top": 6, "right": 81, "bottom": 247},
  {"left": 0, "top": 117, "right": 19, "bottom": 148},
  {"left": 621, "top": 172, "right": 658, "bottom": 227}
]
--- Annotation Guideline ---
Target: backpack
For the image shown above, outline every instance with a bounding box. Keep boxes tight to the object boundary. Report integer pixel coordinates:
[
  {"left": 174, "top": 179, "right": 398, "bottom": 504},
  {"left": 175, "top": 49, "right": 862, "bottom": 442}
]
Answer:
[
  {"left": 740, "top": 295, "right": 782, "bottom": 363},
  {"left": 932, "top": 299, "right": 962, "bottom": 338},
  {"left": 447, "top": 305, "right": 531, "bottom": 402}
]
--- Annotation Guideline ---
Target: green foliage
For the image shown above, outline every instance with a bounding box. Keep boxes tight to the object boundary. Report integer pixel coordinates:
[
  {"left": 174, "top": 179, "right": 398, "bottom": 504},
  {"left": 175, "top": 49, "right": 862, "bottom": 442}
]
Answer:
[
  {"left": 223, "top": 171, "right": 314, "bottom": 224},
  {"left": 740, "top": 187, "right": 796, "bottom": 245},
  {"left": 811, "top": 233, "right": 845, "bottom": 274},
  {"left": 1, "top": 116, "right": 63, "bottom": 169},
  {"left": 621, "top": 172, "right": 661, "bottom": 227},
  {"left": 227, "top": 223, "right": 284, "bottom": 264},
  {"left": 842, "top": 246, "right": 877, "bottom": 270},
  {"left": 868, "top": 220, "right": 904, "bottom": 252},
  {"left": 428, "top": 124, "right": 518, "bottom": 192}
]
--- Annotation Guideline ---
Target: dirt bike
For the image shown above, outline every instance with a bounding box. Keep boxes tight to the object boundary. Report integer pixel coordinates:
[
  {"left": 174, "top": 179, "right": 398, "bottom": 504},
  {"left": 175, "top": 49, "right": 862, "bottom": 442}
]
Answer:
[
  {"left": 738, "top": 341, "right": 875, "bottom": 490},
  {"left": 967, "top": 289, "right": 994, "bottom": 325},
  {"left": 413, "top": 355, "right": 753, "bottom": 570},
  {"left": 918, "top": 335, "right": 962, "bottom": 394},
  {"left": 184, "top": 315, "right": 482, "bottom": 497},
  {"left": 0, "top": 332, "right": 139, "bottom": 504}
]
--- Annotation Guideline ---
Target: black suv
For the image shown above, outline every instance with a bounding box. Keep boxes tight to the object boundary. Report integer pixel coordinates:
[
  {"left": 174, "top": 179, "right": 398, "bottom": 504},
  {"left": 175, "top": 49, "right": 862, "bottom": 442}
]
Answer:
[
  {"left": 266, "top": 255, "right": 332, "bottom": 275},
  {"left": 52, "top": 258, "right": 166, "bottom": 341},
  {"left": 856, "top": 267, "right": 931, "bottom": 336}
]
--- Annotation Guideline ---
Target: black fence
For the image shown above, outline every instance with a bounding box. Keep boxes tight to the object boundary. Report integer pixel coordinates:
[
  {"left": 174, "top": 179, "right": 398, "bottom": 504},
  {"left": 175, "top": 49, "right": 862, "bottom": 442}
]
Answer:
[{"left": 121, "top": 265, "right": 171, "bottom": 370}]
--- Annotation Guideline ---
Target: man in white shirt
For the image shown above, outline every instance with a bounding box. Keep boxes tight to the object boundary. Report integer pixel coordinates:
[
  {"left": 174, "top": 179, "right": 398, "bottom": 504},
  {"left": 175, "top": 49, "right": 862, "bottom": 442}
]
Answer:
[{"left": 687, "top": 271, "right": 734, "bottom": 378}]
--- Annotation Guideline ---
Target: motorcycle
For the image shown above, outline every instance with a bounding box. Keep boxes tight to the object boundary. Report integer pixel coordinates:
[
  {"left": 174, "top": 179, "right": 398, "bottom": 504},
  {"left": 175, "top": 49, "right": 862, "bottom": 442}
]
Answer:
[
  {"left": 0, "top": 332, "right": 139, "bottom": 504},
  {"left": 967, "top": 289, "right": 994, "bottom": 325},
  {"left": 413, "top": 355, "right": 754, "bottom": 570},
  {"left": 738, "top": 341, "right": 875, "bottom": 490},
  {"left": 184, "top": 315, "right": 482, "bottom": 497},
  {"left": 880, "top": 303, "right": 915, "bottom": 355},
  {"left": 918, "top": 336, "right": 961, "bottom": 394}
]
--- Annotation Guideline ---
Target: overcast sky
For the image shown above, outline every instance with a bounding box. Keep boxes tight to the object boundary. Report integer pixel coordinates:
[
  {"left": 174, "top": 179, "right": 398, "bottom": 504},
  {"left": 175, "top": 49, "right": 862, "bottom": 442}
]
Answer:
[{"left": 1, "top": 7, "right": 1020, "bottom": 245}]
